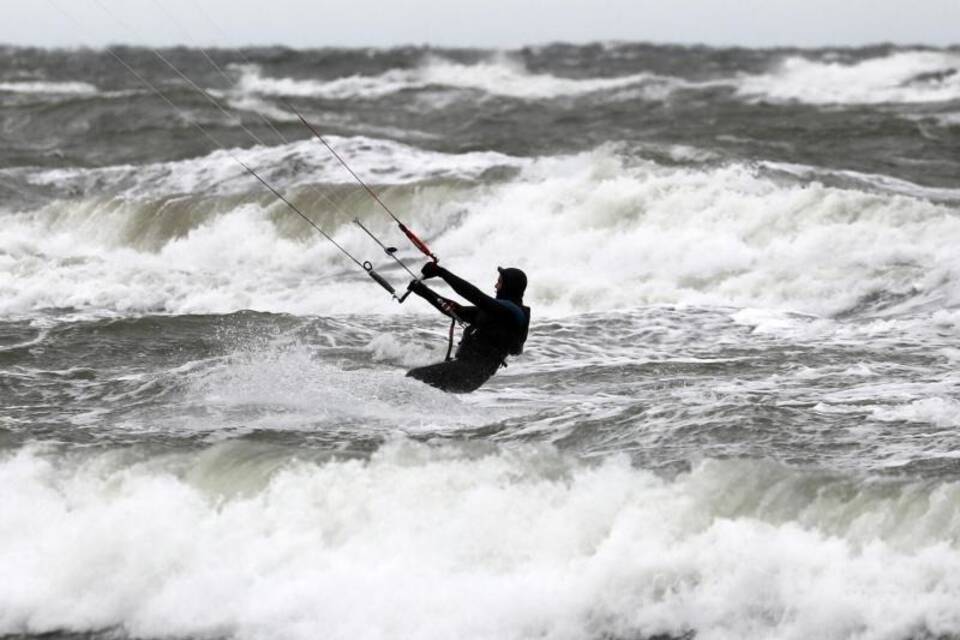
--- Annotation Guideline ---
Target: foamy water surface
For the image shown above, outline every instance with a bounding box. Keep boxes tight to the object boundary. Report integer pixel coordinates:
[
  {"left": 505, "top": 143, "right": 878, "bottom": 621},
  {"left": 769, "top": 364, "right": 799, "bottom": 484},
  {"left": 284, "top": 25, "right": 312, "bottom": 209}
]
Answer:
[{"left": 1, "top": 42, "right": 959, "bottom": 640}]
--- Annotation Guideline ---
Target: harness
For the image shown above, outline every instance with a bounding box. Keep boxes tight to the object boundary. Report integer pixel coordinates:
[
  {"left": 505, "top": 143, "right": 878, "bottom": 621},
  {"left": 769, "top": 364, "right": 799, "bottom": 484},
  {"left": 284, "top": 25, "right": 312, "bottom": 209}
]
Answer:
[{"left": 448, "top": 299, "right": 529, "bottom": 365}]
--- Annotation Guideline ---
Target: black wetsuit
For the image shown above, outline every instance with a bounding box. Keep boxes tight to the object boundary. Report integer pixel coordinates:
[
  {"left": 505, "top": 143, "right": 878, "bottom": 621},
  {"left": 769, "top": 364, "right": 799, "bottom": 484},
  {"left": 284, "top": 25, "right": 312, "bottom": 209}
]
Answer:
[{"left": 407, "top": 267, "right": 530, "bottom": 393}]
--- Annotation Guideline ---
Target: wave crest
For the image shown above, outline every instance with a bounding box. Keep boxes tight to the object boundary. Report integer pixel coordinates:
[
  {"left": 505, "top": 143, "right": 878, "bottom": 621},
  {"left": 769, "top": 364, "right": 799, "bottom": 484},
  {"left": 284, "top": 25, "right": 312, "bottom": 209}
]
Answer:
[
  {"left": 0, "top": 80, "right": 98, "bottom": 94},
  {"left": 2, "top": 145, "right": 958, "bottom": 318},
  {"left": 235, "top": 55, "right": 672, "bottom": 101},
  {"left": 737, "top": 50, "right": 960, "bottom": 104}
]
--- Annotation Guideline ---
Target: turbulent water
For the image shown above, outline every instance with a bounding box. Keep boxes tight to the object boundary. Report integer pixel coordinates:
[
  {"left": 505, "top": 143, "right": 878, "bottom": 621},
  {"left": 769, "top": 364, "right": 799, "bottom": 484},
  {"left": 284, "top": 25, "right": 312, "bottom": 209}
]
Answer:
[{"left": 1, "top": 41, "right": 960, "bottom": 640}]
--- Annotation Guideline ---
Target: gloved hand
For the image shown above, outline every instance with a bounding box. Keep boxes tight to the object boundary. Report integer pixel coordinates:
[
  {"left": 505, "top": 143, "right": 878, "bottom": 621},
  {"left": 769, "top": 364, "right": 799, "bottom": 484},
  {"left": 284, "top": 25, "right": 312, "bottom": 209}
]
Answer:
[
  {"left": 421, "top": 261, "right": 442, "bottom": 279},
  {"left": 407, "top": 279, "right": 428, "bottom": 295},
  {"left": 440, "top": 300, "right": 460, "bottom": 316}
]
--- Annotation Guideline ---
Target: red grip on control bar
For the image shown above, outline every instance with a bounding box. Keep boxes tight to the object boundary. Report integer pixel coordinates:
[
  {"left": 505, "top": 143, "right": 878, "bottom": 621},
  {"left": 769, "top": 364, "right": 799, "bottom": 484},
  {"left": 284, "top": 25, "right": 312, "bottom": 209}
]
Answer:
[{"left": 399, "top": 222, "right": 438, "bottom": 263}]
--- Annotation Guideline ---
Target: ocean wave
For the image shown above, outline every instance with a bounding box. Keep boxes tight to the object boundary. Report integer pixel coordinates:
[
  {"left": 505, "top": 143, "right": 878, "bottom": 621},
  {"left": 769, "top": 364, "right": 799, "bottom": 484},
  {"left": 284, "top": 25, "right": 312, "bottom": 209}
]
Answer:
[
  {"left": 231, "top": 50, "right": 960, "bottom": 107},
  {"left": 1, "top": 442, "right": 960, "bottom": 640},
  {"left": 929, "top": 111, "right": 960, "bottom": 127},
  {"left": 0, "top": 80, "right": 98, "bottom": 94},
  {"left": 762, "top": 161, "right": 960, "bottom": 203},
  {"left": 872, "top": 397, "right": 960, "bottom": 428},
  {"left": 235, "top": 56, "right": 675, "bottom": 101},
  {"left": 17, "top": 135, "right": 526, "bottom": 200},
  {"left": 2, "top": 146, "right": 958, "bottom": 318},
  {"left": 736, "top": 50, "right": 960, "bottom": 104}
]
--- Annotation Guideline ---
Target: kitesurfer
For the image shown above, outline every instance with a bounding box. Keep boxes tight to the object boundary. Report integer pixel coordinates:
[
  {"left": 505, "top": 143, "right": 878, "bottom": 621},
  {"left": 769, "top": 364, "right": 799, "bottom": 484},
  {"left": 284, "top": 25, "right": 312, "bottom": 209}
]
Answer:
[{"left": 406, "top": 263, "right": 530, "bottom": 393}]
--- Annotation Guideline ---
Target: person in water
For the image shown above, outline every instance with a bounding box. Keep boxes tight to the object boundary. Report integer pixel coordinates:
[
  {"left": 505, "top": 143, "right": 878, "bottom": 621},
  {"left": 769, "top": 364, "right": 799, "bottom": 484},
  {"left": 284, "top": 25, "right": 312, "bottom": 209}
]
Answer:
[{"left": 406, "top": 262, "right": 530, "bottom": 393}]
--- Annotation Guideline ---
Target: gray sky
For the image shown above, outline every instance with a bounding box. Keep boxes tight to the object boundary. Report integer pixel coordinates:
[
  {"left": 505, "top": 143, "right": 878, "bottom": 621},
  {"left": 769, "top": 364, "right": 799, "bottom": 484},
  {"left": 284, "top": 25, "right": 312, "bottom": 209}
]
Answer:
[{"left": 5, "top": 0, "right": 959, "bottom": 49}]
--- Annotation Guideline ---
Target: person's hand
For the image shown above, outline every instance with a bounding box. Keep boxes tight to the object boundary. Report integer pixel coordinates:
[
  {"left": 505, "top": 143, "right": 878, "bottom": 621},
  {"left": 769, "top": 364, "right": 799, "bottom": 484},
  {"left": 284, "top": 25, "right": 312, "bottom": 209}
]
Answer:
[
  {"left": 407, "top": 279, "right": 427, "bottom": 295},
  {"left": 421, "top": 261, "right": 441, "bottom": 279},
  {"left": 440, "top": 300, "right": 460, "bottom": 315}
]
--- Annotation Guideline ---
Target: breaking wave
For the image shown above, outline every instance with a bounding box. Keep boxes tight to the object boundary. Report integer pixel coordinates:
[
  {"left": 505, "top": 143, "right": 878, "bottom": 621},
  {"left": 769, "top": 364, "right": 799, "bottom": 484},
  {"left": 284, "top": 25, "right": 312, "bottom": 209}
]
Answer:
[
  {"left": 2, "top": 442, "right": 960, "bottom": 640},
  {"left": 231, "top": 49, "right": 960, "bottom": 106},
  {"left": 235, "top": 56, "right": 674, "bottom": 101},
  {"left": 737, "top": 50, "right": 960, "bottom": 104},
  {"left": 1, "top": 143, "right": 958, "bottom": 319},
  {"left": 0, "top": 80, "right": 98, "bottom": 94},
  {"left": 18, "top": 136, "right": 525, "bottom": 199}
]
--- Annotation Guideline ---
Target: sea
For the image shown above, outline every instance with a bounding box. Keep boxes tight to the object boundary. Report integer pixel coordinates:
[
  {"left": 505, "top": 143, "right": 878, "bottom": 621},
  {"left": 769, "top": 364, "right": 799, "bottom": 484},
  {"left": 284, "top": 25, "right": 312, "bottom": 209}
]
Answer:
[{"left": 1, "top": 41, "right": 960, "bottom": 640}]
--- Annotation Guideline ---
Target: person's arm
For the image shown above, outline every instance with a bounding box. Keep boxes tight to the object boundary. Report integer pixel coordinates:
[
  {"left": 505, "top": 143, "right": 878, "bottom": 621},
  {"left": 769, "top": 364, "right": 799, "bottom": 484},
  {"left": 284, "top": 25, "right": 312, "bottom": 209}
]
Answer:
[
  {"left": 424, "top": 264, "right": 515, "bottom": 321},
  {"left": 408, "top": 279, "right": 470, "bottom": 321}
]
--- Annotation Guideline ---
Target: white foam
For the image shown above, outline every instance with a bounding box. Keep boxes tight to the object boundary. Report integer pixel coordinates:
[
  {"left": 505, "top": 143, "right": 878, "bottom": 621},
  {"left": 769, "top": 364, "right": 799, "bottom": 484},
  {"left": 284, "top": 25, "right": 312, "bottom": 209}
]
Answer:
[
  {"left": 437, "top": 150, "right": 960, "bottom": 318},
  {"left": 932, "top": 310, "right": 960, "bottom": 327},
  {"left": 183, "top": 342, "right": 484, "bottom": 435},
  {"left": 222, "top": 94, "right": 300, "bottom": 123},
  {"left": 20, "top": 135, "right": 526, "bottom": 199},
  {"left": 3, "top": 145, "right": 960, "bottom": 319},
  {"left": 2, "top": 445, "right": 960, "bottom": 640},
  {"left": 737, "top": 50, "right": 960, "bottom": 104},
  {"left": 933, "top": 112, "right": 960, "bottom": 127},
  {"left": 872, "top": 397, "right": 960, "bottom": 428},
  {"left": 763, "top": 161, "right": 960, "bottom": 202},
  {"left": 843, "top": 363, "right": 878, "bottom": 377},
  {"left": 730, "top": 308, "right": 811, "bottom": 334},
  {"left": 0, "top": 80, "right": 98, "bottom": 94},
  {"left": 232, "top": 50, "right": 960, "bottom": 107},
  {"left": 236, "top": 56, "right": 674, "bottom": 101},
  {"left": 365, "top": 333, "right": 446, "bottom": 368}
]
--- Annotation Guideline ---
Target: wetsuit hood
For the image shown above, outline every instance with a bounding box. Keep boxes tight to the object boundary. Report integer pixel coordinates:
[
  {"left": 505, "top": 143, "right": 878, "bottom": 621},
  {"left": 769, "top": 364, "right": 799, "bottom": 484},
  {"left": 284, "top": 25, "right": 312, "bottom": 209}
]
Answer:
[{"left": 497, "top": 266, "right": 527, "bottom": 303}]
